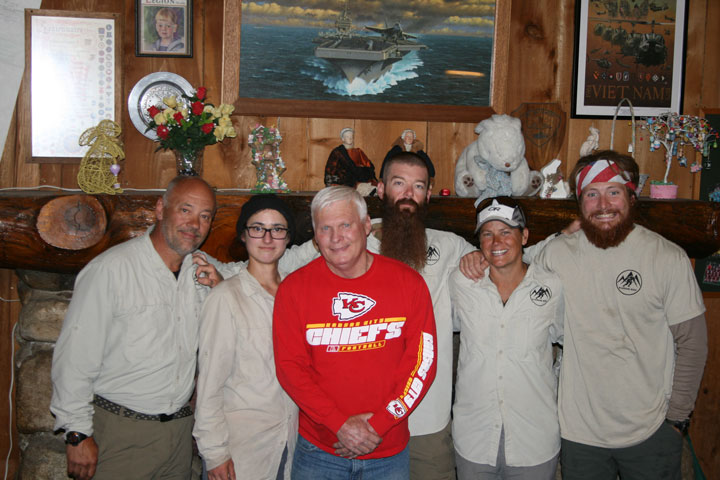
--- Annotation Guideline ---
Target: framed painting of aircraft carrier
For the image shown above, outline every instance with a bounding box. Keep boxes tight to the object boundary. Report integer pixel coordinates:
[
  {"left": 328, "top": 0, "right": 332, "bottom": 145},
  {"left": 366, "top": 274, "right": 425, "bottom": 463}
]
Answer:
[
  {"left": 220, "top": 0, "right": 510, "bottom": 122},
  {"left": 571, "top": 0, "right": 688, "bottom": 118}
]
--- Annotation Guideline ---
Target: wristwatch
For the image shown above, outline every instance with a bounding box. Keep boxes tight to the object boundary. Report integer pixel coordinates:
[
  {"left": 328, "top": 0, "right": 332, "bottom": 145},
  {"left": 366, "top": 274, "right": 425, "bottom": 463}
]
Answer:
[
  {"left": 665, "top": 418, "right": 690, "bottom": 435},
  {"left": 65, "top": 431, "right": 88, "bottom": 446}
]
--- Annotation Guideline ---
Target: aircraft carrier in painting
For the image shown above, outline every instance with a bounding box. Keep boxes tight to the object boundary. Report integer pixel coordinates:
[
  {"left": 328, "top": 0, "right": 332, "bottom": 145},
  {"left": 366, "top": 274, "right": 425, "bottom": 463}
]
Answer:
[{"left": 313, "top": 0, "right": 427, "bottom": 84}]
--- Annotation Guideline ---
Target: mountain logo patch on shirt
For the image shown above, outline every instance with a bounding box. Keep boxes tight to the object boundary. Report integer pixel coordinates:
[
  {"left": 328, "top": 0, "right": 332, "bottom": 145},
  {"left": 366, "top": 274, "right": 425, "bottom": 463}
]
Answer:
[
  {"left": 332, "top": 292, "right": 376, "bottom": 321},
  {"left": 616, "top": 269, "right": 642, "bottom": 295},
  {"left": 530, "top": 285, "right": 552, "bottom": 306},
  {"left": 426, "top": 244, "right": 440, "bottom": 266}
]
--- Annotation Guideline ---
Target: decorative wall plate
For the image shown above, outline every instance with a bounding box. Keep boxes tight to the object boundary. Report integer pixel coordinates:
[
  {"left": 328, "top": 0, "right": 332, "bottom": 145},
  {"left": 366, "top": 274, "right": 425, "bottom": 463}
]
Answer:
[{"left": 128, "top": 72, "right": 194, "bottom": 140}]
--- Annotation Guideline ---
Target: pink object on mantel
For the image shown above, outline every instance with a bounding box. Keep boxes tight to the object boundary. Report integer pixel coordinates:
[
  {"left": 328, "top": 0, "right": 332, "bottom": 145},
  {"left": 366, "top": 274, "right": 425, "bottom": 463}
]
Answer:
[{"left": 649, "top": 184, "right": 679, "bottom": 199}]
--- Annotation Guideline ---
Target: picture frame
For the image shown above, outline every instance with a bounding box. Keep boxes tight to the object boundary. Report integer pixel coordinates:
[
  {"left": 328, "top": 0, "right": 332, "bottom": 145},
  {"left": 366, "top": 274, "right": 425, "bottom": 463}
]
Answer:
[
  {"left": 571, "top": 0, "right": 688, "bottom": 118},
  {"left": 136, "top": 0, "right": 192, "bottom": 58},
  {"left": 22, "top": 9, "right": 122, "bottom": 163},
  {"left": 220, "top": 0, "right": 509, "bottom": 122}
]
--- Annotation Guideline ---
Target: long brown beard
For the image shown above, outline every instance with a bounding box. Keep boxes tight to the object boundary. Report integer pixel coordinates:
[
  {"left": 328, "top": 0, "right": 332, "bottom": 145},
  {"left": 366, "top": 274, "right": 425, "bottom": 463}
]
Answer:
[
  {"left": 581, "top": 206, "right": 635, "bottom": 249},
  {"left": 380, "top": 197, "right": 427, "bottom": 271}
]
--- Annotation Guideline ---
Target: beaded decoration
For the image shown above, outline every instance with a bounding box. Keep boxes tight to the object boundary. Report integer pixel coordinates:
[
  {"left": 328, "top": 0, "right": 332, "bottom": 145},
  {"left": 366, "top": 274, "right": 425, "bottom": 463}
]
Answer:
[
  {"left": 248, "top": 124, "right": 290, "bottom": 193},
  {"left": 639, "top": 113, "right": 719, "bottom": 184}
]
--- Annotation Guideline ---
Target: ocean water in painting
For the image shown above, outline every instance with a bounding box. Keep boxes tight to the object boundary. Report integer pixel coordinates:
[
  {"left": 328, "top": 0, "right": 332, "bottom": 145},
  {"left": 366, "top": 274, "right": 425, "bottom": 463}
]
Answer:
[{"left": 239, "top": 24, "right": 492, "bottom": 106}]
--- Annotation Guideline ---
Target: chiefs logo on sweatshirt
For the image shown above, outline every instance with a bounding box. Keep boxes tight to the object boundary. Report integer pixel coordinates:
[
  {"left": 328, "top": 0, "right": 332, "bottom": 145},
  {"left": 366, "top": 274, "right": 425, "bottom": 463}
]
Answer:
[
  {"left": 304, "top": 292, "right": 405, "bottom": 352},
  {"left": 332, "top": 292, "right": 376, "bottom": 321}
]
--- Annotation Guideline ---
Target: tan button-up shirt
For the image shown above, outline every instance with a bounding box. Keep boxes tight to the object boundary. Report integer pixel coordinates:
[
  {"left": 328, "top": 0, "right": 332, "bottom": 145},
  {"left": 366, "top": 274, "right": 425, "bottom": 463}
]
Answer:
[
  {"left": 51, "top": 230, "right": 218, "bottom": 436},
  {"left": 194, "top": 269, "right": 298, "bottom": 478}
]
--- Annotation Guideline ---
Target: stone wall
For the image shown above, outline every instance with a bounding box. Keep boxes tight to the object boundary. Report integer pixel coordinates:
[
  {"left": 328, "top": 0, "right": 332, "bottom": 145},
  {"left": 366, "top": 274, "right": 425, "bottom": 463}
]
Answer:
[{"left": 15, "top": 270, "right": 74, "bottom": 479}]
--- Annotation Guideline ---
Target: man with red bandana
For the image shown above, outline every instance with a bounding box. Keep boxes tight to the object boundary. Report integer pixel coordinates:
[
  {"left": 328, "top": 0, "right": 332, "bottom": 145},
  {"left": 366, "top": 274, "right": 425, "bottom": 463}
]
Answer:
[{"left": 535, "top": 150, "right": 707, "bottom": 480}]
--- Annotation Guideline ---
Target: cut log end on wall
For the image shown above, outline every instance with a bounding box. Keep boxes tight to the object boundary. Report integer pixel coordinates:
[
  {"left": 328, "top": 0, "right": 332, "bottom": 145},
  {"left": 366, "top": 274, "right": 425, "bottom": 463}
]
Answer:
[{"left": 36, "top": 195, "right": 108, "bottom": 250}]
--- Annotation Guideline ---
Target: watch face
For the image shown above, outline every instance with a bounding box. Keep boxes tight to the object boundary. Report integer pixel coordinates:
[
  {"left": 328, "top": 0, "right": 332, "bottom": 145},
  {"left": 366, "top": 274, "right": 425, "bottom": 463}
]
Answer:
[{"left": 66, "top": 432, "right": 87, "bottom": 445}]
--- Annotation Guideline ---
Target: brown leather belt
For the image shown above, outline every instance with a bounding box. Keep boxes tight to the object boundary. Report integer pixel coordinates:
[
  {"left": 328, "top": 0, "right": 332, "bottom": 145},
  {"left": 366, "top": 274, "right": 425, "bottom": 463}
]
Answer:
[{"left": 93, "top": 395, "right": 192, "bottom": 422}]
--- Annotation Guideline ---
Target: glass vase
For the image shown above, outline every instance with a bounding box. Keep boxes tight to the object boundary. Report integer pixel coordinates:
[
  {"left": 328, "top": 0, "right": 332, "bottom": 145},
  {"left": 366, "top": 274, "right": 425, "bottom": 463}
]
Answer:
[{"left": 174, "top": 149, "right": 204, "bottom": 176}]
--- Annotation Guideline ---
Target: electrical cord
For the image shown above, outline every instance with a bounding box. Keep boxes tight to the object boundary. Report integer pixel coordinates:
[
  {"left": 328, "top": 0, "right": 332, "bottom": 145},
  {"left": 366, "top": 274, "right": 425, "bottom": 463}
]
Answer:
[{"left": 3, "top": 321, "right": 17, "bottom": 480}]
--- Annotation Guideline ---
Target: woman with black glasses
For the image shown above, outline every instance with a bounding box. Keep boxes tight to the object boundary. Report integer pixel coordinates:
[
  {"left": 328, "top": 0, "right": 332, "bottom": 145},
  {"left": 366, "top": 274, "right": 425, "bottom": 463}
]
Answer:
[{"left": 194, "top": 194, "right": 298, "bottom": 480}]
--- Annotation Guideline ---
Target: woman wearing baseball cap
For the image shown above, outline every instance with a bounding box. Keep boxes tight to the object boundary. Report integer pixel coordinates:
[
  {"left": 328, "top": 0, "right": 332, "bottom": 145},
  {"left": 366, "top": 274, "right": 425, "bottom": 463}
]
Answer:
[{"left": 449, "top": 197, "right": 564, "bottom": 480}]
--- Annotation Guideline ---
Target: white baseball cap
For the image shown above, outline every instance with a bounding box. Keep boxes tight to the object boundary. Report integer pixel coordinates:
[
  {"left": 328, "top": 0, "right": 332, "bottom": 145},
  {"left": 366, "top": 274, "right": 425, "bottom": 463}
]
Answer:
[{"left": 475, "top": 199, "right": 527, "bottom": 233}]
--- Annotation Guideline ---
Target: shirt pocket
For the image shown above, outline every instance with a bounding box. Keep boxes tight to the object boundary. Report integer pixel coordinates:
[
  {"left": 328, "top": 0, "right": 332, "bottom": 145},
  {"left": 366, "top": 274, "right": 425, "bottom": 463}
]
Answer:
[
  {"left": 237, "top": 324, "right": 276, "bottom": 377},
  {"left": 516, "top": 310, "right": 553, "bottom": 362}
]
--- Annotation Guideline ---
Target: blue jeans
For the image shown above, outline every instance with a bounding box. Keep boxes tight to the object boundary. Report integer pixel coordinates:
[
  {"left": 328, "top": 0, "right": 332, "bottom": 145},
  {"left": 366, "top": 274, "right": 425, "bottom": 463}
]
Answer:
[{"left": 292, "top": 434, "right": 410, "bottom": 480}]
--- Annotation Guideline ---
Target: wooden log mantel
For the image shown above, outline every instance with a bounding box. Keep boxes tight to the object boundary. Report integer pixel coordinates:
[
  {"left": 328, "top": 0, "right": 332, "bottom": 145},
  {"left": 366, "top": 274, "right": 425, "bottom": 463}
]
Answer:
[{"left": 1, "top": 191, "right": 719, "bottom": 274}]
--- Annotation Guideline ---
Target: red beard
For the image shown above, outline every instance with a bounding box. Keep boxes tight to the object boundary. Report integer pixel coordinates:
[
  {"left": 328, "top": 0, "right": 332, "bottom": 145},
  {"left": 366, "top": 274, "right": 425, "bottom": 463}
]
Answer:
[
  {"left": 580, "top": 207, "right": 635, "bottom": 249},
  {"left": 380, "top": 197, "right": 427, "bottom": 271}
]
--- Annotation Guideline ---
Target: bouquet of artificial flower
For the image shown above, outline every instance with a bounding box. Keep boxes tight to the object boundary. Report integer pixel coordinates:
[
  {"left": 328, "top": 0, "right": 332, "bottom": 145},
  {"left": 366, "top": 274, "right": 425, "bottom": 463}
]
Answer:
[{"left": 145, "top": 86, "right": 237, "bottom": 154}]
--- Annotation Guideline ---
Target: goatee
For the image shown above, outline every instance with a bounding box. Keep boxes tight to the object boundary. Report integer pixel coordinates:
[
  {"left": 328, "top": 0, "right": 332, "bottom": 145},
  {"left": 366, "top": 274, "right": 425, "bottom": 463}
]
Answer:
[
  {"left": 380, "top": 197, "right": 427, "bottom": 271},
  {"left": 581, "top": 207, "right": 635, "bottom": 249}
]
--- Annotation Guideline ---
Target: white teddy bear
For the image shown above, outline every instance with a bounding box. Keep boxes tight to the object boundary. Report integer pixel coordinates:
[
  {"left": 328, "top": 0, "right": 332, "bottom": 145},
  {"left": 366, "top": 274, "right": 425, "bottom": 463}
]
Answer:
[{"left": 454, "top": 114, "right": 530, "bottom": 202}]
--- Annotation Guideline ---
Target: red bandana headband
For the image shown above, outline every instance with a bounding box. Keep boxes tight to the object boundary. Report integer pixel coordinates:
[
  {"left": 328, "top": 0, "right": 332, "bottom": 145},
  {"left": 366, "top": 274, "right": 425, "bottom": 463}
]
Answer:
[{"left": 575, "top": 159, "right": 636, "bottom": 196}]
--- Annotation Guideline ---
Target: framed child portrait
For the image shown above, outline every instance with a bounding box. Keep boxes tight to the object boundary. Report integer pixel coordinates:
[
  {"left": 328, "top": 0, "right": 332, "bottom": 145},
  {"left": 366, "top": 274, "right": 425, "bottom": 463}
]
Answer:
[{"left": 136, "top": 0, "right": 192, "bottom": 57}]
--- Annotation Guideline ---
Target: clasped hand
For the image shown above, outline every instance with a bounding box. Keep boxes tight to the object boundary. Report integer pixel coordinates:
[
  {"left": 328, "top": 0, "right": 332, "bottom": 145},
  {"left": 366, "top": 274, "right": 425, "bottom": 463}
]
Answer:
[{"left": 333, "top": 413, "right": 382, "bottom": 458}]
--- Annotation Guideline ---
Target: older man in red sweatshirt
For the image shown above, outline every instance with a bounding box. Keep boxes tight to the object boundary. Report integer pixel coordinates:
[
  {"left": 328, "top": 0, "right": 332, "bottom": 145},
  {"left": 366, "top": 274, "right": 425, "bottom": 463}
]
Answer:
[{"left": 273, "top": 186, "right": 437, "bottom": 479}]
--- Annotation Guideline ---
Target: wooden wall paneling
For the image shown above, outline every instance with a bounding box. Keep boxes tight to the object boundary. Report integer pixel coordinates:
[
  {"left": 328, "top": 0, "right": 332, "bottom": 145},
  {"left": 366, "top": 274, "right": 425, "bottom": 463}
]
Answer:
[
  {"left": 505, "top": 1, "right": 562, "bottom": 111},
  {"left": 564, "top": 119, "right": 593, "bottom": 178},
  {"left": 204, "top": 144, "right": 232, "bottom": 189},
  {"left": 683, "top": 0, "right": 706, "bottom": 117},
  {"left": 38, "top": 164, "right": 62, "bottom": 190},
  {"left": 425, "top": 122, "right": 476, "bottom": 193},
  {"left": 306, "top": 118, "right": 354, "bottom": 192},
  {"left": 220, "top": 0, "right": 240, "bottom": 105},
  {"left": 203, "top": 0, "right": 224, "bottom": 89},
  {"left": 60, "top": 164, "right": 80, "bottom": 189},
  {"left": 40, "top": 0, "right": 117, "bottom": 9},
  {"left": 14, "top": 43, "right": 40, "bottom": 188},
  {"left": 700, "top": 0, "right": 719, "bottom": 108},
  {"left": 0, "top": 269, "right": 20, "bottom": 479},
  {"left": 354, "top": 119, "right": 426, "bottom": 177},
  {"left": 275, "top": 117, "right": 310, "bottom": 191},
  {"left": 553, "top": 0, "right": 576, "bottom": 168},
  {"left": 200, "top": 0, "right": 228, "bottom": 187},
  {"left": 489, "top": 0, "right": 511, "bottom": 115},
  {"left": 0, "top": 107, "right": 18, "bottom": 188},
  {"left": 692, "top": 296, "right": 720, "bottom": 479}
]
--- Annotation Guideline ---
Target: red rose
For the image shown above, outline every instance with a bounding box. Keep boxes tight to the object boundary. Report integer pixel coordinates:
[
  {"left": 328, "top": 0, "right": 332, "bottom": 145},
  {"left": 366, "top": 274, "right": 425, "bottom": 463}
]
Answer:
[
  {"left": 201, "top": 123, "right": 214, "bottom": 134},
  {"left": 173, "top": 112, "right": 184, "bottom": 123},
  {"left": 192, "top": 101, "right": 204, "bottom": 115},
  {"left": 157, "top": 125, "right": 170, "bottom": 140},
  {"left": 196, "top": 86, "right": 207, "bottom": 100},
  {"left": 148, "top": 105, "right": 160, "bottom": 117}
]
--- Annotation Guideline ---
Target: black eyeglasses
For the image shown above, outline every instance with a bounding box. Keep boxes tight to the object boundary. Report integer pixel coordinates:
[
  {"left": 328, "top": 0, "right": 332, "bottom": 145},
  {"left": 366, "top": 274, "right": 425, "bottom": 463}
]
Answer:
[{"left": 245, "top": 225, "right": 289, "bottom": 240}]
